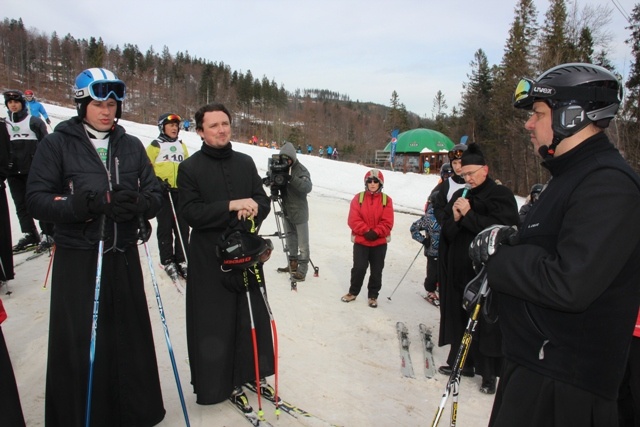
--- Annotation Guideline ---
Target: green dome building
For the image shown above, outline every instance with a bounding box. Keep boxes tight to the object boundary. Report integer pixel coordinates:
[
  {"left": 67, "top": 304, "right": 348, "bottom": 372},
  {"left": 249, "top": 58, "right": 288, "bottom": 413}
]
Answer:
[{"left": 382, "top": 128, "right": 455, "bottom": 174}]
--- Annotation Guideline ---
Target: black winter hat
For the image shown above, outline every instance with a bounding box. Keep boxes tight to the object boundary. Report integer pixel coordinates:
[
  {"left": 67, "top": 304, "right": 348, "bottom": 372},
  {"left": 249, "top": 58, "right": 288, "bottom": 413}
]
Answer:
[{"left": 461, "top": 143, "right": 486, "bottom": 166}]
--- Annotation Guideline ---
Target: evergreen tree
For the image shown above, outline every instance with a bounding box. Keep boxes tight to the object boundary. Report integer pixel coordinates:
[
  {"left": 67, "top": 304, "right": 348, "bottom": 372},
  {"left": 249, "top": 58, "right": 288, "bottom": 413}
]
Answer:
[
  {"left": 460, "top": 49, "right": 493, "bottom": 143},
  {"left": 489, "top": 0, "right": 539, "bottom": 193},
  {"left": 622, "top": 4, "right": 640, "bottom": 170},
  {"left": 538, "top": 0, "right": 570, "bottom": 72},
  {"left": 386, "top": 90, "right": 410, "bottom": 132}
]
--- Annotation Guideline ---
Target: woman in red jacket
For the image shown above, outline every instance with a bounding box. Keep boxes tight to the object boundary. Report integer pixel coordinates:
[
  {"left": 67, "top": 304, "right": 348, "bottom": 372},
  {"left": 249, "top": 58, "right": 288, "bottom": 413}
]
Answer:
[{"left": 342, "top": 169, "right": 394, "bottom": 308}]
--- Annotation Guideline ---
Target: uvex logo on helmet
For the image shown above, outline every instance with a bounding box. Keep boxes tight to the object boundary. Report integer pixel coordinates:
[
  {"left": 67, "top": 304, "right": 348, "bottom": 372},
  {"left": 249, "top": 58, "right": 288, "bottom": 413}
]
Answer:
[{"left": 533, "top": 85, "right": 555, "bottom": 96}]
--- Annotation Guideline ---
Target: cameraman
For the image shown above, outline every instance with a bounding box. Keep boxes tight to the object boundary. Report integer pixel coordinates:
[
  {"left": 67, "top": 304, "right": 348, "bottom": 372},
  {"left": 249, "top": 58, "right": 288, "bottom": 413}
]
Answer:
[{"left": 276, "top": 142, "right": 312, "bottom": 281}]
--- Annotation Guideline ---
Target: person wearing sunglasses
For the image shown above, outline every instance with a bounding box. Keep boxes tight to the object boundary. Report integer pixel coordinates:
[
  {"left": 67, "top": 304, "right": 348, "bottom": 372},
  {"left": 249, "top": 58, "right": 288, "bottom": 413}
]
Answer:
[
  {"left": 23, "top": 89, "right": 51, "bottom": 125},
  {"left": 342, "top": 169, "right": 394, "bottom": 308},
  {"left": 437, "top": 143, "right": 519, "bottom": 395},
  {"left": 3, "top": 89, "right": 51, "bottom": 253},
  {"left": 275, "top": 142, "right": 312, "bottom": 282},
  {"left": 146, "top": 113, "right": 190, "bottom": 282},
  {"left": 468, "top": 63, "right": 640, "bottom": 427},
  {"left": 25, "top": 67, "right": 166, "bottom": 426}
]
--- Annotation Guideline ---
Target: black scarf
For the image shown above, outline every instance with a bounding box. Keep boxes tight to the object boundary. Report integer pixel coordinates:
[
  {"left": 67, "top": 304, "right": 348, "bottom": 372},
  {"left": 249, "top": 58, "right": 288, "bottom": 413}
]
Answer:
[{"left": 200, "top": 141, "right": 233, "bottom": 159}]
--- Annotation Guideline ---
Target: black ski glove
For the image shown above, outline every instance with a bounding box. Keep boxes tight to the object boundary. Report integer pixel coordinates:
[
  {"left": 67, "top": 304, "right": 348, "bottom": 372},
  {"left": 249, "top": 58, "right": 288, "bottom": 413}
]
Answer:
[
  {"left": 72, "top": 190, "right": 111, "bottom": 221},
  {"left": 364, "top": 229, "right": 379, "bottom": 241},
  {"left": 46, "top": 118, "right": 51, "bottom": 125},
  {"left": 110, "top": 185, "right": 149, "bottom": 222},
  {"left": 158, "top": 178, "right": 172, "bottom": 193},
  {"left": 469, "top": 225, "right": 519, "bottom": 265}
]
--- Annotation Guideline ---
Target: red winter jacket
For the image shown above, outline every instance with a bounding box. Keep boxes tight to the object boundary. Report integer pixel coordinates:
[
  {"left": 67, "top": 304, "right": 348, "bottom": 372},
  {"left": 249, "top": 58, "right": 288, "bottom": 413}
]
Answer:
[
  {"left": 0, "top": 299, "right": 6, "bottom": 324},
  {"left": 348, "top": 190, "right": 394, "bottom": 246}
]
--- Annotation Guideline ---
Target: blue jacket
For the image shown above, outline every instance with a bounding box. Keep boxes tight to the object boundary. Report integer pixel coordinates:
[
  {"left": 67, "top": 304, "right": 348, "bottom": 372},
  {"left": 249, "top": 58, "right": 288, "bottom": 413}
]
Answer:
[{"left": 25, "top": 98, "right": 49, "bottom": 120}]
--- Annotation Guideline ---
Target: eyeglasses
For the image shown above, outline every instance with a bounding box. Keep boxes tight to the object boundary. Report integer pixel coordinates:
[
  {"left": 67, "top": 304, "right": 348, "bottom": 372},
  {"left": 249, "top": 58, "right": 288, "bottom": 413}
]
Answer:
[
  {"left": 459, "top": 166, "right": 485, "bottom": 179},
  {"left": 448, "top": 149, "right": 465, "bottom": 161},
  {"left": 366, "top": 177, "right": 380, "bottom": 184},
  {"left": 87, "top": 80, "right": 126, "bottom": 101}
]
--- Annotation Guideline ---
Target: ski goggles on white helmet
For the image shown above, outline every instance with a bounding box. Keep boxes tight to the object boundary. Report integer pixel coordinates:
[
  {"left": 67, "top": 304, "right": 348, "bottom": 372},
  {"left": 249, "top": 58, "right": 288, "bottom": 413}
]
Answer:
[{"left": 74, "top": 68, "right": 126, "bottom": 102}]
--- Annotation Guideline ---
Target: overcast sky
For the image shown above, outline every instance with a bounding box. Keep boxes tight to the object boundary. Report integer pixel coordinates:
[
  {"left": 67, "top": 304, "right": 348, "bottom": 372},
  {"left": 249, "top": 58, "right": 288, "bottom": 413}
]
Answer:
[{"left": 3, "top": 0, "right": 634, "bottom": 117}]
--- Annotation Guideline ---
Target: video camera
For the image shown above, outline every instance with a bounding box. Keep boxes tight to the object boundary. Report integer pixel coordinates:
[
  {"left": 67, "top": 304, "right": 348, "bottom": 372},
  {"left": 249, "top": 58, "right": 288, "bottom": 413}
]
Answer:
[{"left": 262, "top": 154, "right": 290, "bottom": 197}]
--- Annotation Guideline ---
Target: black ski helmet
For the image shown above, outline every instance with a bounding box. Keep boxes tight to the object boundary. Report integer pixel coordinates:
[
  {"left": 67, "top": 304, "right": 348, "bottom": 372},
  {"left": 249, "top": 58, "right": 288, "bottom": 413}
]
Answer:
[
  {"left": 158, "top": 113, "right": 182, "bottom": 135},
  {"left": 513, "top": 63, "right": 622, "bottom": 157},
  {"left": 440, "top": 163, "right": 453, "bottom": 178},
  {"left": 216, "top": 230, "right": 273, "bottom": 270}
]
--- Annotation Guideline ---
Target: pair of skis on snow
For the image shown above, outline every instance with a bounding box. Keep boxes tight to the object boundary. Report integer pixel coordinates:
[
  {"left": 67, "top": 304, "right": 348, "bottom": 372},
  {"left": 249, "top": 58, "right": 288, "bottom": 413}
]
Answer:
[
  {"left": 231, "top": 384, "right": 342, "bottom": 427},
  {"left": 396, "top": 322, "right": 436, "bottom": 379}
]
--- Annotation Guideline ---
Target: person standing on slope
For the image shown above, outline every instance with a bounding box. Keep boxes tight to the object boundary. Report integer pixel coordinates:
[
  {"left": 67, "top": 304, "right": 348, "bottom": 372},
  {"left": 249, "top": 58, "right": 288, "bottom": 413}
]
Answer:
[
  {"left": 24, "top": 89, "right": 51, "bottom": 125},
  {"left": 275, "top": 141, "right": 312, "bottom": 282},
  {"left": 342, "top": 169, "right": 394, "bottom": 308},
  {"left": 26, "top": 67, "right": 166, "bottom": 426},
  {"left": 469, "top": 63, "right": 640, "bottom": 426},
  {"left": 3, "top": 89, "right": 52, "bottom": 253},
  {"left": 177, "top": 103, "right": 275, "bottom": 412},
  {"left": 146, "top": 112, "right": 190, "bottom": 281}
]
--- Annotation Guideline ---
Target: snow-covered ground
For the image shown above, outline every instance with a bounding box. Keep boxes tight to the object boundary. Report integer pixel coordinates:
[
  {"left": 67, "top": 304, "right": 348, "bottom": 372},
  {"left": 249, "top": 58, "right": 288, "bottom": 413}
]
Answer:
[{"left": 2, "top": 104, "right": 522, "bottom": 426}]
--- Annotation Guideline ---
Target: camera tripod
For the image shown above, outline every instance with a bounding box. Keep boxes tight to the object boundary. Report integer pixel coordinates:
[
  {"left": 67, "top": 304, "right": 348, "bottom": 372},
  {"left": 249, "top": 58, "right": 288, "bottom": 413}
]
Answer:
[{"left": 265, "top": 194, "right": 319, "bottom": 291}]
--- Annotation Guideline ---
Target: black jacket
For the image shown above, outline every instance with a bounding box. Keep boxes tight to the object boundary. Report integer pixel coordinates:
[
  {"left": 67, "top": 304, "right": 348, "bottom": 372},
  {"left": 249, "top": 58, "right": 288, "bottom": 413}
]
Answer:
[
  {"left": 25, "top": 117, "right": 162, "bottom": 250},
  {"left": 438, "top": 177, "right": 519, "bottom": 348},
  {"left": 5, "top": 109, "right": 48, "bottom": 175},
  {"left": 488, "top": 132, "right": 640, "bottom": 399}
]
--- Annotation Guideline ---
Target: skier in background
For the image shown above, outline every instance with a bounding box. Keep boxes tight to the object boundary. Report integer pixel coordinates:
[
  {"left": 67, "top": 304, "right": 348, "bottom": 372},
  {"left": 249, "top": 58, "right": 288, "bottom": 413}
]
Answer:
[
  {"left": 518, "top": 183, "right": 543, "bottom": 224},
  {"left": 146, "top": 112, "right": 190, "bottom": 281},
  {"left": 0, "top": 118, "right": 14, "bottom": 286},
  {"left": 24, "top": 89, "right": 51, "bottom": 125},
  {"left": 3, "top": 89, "right": 52, "bottom": 253}
]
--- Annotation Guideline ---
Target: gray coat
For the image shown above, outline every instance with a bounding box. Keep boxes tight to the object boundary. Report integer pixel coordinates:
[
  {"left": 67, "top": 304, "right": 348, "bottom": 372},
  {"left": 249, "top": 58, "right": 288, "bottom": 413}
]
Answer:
[{"left": 280, "top": 142, "right": 312, "bottom": 224}]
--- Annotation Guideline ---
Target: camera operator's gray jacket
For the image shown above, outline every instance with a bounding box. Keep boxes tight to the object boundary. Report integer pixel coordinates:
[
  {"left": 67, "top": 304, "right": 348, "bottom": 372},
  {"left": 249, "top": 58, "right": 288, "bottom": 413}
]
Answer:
[{"left": 280, "top": 142, "right": 312, "bottom": 224}]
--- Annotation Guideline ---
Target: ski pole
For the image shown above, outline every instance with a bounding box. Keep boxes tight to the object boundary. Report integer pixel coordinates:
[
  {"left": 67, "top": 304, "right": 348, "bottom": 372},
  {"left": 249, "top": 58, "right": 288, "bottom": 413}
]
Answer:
[
  {"left": 85, "top": 213, "right": 107, "bottom": 427},
  {"left": 167, "top": 190, "right": 188, "bottom": 265},
  {"left": 139, "top": 217, "right": 190, "bottom": 426},
  {"left": 42, "top": 244, "right": 56, "bottom": 289},
  {"left": 387, "top": 246, "right": 422, "bottom": 301},
  {"left": 430, "top": 266, "right": 488, "bottom": 427},
  {"left": 253, "top": 264, "right": 280, "bottom": 417},
  {"left": 243, "top": 269, "right": 265, "bottom": 420}
]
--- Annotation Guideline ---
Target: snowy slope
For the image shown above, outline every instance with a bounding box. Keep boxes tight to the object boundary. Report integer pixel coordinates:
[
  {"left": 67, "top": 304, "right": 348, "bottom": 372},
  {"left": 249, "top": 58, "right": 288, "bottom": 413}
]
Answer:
[{"left": 2, "top": 104, "right": 508, "bottom": 426}]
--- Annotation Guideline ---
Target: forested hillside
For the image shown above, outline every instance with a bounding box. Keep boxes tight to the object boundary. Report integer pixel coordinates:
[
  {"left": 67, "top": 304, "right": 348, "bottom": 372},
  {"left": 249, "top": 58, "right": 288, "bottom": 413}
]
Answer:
[{"left": 1, "top": 0, "right": 639, "bottom": 196}]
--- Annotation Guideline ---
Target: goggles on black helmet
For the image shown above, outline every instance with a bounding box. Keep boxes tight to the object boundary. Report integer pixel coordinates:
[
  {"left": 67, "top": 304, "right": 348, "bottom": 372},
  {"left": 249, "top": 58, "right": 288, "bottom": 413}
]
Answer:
[
  {"left": 513, "top": 78, "right": 621, "bottom": 110},
  {"left": 162, "top": 114, "right": 182, "bottom": 124}
]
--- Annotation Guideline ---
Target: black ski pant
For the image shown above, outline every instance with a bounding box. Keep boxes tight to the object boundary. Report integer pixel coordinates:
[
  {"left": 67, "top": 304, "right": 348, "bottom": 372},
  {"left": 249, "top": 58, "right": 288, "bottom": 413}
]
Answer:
[
  {"left": 424, "top": 255, "right": 438, "bottom": 292},
  {"left": 7, "top": 174, "right": 37, "bottom": 235},
  {"left": 349, "top": 243, "right": 387, "bottom": 299},
  {"left": 156, "top": 191, "right": 189, "bottom": 265}
]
